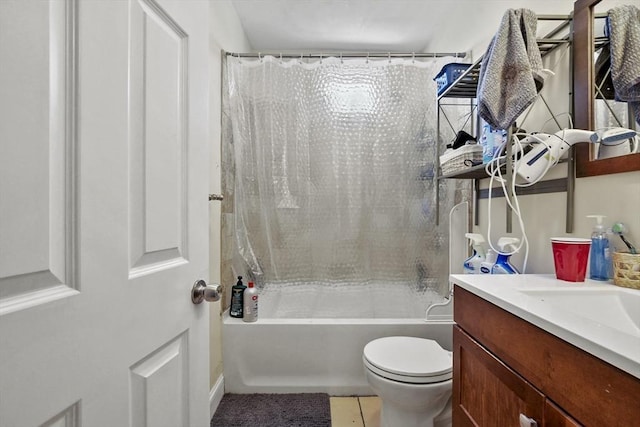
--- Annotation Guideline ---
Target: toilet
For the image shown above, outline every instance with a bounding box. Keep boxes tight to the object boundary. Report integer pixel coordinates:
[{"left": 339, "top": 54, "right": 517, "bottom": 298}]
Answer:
[{"left": 363, "top": 336, "right": 453, "bottom": 427}]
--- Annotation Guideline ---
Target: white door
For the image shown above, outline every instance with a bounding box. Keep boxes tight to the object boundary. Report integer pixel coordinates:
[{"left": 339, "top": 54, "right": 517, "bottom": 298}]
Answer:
[{"left": 0, "top": 1, "right": 211, "bottom": 426}]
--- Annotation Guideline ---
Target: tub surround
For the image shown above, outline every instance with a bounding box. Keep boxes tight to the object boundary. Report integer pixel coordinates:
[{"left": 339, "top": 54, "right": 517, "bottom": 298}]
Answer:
[{"left": 450, "top": 273, "right": 640, "bottom": 379}]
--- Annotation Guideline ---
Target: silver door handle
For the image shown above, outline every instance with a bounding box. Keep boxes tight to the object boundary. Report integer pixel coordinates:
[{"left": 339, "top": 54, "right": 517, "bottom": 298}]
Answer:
[{"left": 191, "top": 280, "right": 223, "bottom": 304}]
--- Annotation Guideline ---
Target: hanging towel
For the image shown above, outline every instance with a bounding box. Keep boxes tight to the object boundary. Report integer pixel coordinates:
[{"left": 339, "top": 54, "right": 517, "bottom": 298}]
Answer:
[
  {"left": 607, "top": 5, "right": 640, "bottom": 125},
  {"left": 477, "top": 9, "right": 543, "bottom": 130}
]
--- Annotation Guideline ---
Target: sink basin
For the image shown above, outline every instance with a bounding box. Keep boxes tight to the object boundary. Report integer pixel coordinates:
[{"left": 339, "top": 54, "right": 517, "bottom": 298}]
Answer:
[{"left": 518, "top": 288, "right": 640, "bottom": 337}]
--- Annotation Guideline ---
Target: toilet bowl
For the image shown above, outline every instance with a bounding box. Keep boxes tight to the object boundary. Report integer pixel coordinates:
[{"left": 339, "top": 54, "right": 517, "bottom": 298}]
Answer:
[{"left": 363, "top": 336, "right": 453, "bottom": 427}]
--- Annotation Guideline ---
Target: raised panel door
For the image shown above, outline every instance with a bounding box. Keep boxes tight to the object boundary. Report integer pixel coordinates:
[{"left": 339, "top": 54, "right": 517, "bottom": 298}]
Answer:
[{"left": 0, "top": 1, "right": 211, "bottom": 425}]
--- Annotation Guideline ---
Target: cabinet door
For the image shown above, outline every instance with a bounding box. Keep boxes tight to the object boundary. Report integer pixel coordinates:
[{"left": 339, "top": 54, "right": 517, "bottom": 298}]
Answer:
[{"left": 453, "top": 326, "right": 544, "bottom": 427}]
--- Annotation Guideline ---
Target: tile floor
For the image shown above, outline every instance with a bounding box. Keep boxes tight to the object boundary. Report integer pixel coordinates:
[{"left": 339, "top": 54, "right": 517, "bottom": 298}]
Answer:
[{"left": 330, "top": 396, "right": 381, "bottom": 427}]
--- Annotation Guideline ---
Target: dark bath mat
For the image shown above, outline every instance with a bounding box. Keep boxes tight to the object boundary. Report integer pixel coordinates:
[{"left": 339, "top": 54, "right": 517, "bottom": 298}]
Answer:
[{"left": 211, "top": 393, "right": 331, "bottom": 427}]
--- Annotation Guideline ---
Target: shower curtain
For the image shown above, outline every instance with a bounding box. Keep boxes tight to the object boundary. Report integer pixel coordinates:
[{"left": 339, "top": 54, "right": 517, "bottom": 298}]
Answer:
[{"left": 222, "top": 55, "right": 471, "bottom": 300}]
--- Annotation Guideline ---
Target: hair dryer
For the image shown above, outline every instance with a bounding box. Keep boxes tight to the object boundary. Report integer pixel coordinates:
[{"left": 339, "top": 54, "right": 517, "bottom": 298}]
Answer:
[{"left": 515, "top": 128, "right": 637, "bottom": 183}]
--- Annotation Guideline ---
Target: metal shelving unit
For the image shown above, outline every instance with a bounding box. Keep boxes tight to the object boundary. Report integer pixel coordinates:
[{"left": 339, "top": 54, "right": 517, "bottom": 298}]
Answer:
[{"left": 434, "top": 14, "right": 574, "bottom": 232}]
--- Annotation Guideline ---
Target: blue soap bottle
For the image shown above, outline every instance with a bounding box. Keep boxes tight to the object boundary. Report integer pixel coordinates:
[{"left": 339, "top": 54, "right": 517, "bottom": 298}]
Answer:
[{"left": 587, "top": 215, "right": 611, "bottom": 280}]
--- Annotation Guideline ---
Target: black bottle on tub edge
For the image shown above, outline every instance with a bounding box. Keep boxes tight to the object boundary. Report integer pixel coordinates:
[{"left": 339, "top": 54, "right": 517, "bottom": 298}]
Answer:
[{"left": 230, "top": 276, "right": 246, "bottom": 318}]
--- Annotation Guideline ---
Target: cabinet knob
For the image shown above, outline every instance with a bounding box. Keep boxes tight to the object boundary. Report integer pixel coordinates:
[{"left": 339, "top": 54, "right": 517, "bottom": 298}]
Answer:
[{"left": 519, "top": 414, "right": 538, "bottom": 427}]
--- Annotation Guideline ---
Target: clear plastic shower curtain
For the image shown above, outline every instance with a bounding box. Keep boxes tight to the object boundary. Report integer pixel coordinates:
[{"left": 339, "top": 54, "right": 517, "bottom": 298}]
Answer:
[{"left": 222, "top": 55, "right": 471, "bottom": 300}]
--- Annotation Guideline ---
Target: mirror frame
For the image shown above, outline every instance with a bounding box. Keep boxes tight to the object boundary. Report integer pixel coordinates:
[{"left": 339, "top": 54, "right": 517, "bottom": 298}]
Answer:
[{"left": 574, "top": 0, "right": 640, "bottom": 177}]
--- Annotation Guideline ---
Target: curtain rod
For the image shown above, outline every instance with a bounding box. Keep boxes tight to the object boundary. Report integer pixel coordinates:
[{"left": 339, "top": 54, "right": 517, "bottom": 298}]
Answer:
[{"left": 225, "top": 51, "right": 467, "bottom": 59}]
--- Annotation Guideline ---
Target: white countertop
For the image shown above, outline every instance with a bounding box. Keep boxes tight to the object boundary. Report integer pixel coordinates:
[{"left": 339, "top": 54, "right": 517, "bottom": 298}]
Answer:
[{"left": 450, "top": 274, "right": 640, "bottom": 380}]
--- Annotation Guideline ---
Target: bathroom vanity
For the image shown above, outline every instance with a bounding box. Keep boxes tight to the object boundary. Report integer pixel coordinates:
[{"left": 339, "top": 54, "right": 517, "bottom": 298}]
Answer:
[{"left": 451, "top": 274, "right": 640, "bottom": 427}]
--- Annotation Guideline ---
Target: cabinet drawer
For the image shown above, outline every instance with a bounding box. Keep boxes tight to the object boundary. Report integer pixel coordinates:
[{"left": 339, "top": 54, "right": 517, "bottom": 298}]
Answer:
[{"left": 454, "top": 285, "right": 640, "bottom": 427}]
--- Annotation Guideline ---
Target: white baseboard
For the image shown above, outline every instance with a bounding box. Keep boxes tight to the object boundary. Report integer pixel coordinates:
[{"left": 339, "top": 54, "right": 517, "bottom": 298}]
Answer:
[{"left": 209, "top": 374, "right": 225, "bottom": 419}]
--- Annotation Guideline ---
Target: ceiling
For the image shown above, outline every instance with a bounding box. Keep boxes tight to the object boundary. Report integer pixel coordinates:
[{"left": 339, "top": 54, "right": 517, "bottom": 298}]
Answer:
[{"left": 230, "top": 0, "right": 577, "bottom": 57}]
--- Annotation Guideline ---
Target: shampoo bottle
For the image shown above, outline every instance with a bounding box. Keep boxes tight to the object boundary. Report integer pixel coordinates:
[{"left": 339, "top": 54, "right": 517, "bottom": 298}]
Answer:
[
  {"left": 463, "top": 233, "right": 486, "bottom": 274},
  {"left": 230, "top": 276, "right": 246, "bottom": 318},
  {"left": 492, "top": 237, "right": 520, "bottom": 274},
  {"left": 243, "top": 281, "right": 258, "bottom": 323},
  {"left": 587, "top": 215, "right": 611, "bottom": 280}
]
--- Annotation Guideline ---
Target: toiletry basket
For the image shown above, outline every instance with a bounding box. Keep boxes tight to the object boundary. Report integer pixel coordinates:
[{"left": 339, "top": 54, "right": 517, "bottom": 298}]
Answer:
[
  {"left": 612, "top": 251, "right": 640, "bottom": 290},
  {"left": 439, "top": 144, "right": 483, "bottom": 176},
  {"left": 434, "top": 63, "right": 471, "bottom": 95}
]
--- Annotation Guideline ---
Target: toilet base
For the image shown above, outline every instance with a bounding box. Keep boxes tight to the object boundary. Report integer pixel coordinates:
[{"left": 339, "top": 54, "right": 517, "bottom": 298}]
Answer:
[
  {"left": 379, "top": 391, "right": 451, "bottom": 427},
  {"left": 364, "top": 366, "right": 452, "bottom": 427},
  {"left": 433, "top": 396, "right": 452, "bottom": 427}
]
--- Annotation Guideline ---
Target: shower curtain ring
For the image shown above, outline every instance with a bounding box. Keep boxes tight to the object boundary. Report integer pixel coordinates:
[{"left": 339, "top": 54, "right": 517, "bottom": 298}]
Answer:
[
  {"left": 279, "top": 53, "right": 283, "bottom": 63},
  {"left": 340, "top": 52, "right": 343, "bottom": 64},
  {"left": 366, "top": 53, "right": 369, "bottom": 64},
  {"left": 258, "top": 52, "right": 262, "bottom": 62},
  {"left": 412, "top": 52, "right": 415, "bottom": 63}
]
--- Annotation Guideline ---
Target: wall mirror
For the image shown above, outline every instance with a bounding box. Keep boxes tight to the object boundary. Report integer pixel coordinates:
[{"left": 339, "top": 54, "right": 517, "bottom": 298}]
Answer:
[{"left": 574, "top": 0, "right": 640, "bottom": 177}]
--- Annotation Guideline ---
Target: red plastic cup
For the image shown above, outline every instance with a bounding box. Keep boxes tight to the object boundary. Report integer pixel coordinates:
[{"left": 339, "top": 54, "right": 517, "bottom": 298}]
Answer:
[{"left": 551, "top": 238, "right": 591, "bottom": 282}]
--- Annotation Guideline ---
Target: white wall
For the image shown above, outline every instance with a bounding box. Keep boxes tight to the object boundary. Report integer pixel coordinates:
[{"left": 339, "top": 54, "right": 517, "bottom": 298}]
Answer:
[
  {"left": 476, "top": 170, "right": 640, "bottom": 274},
  {"left": 208, "top": 1, "right": 252, "bottom": 389}
]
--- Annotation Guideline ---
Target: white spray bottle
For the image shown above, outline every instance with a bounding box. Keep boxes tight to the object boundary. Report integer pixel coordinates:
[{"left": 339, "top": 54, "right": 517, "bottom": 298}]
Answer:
[
  {"left": 463, "top": 233, "right": 486, "bottom": 274},
  {"left": 492, "top": 237, "right": 521, "bottom": 274}
]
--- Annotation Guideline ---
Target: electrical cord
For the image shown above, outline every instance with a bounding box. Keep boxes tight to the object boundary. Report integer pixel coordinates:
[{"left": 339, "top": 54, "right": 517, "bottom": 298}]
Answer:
[{"left": 483, "top": 130, "right": 564, "bottom": 273}]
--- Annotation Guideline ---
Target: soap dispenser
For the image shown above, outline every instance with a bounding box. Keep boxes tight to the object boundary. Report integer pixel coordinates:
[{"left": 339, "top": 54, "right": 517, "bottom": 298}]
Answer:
[
  {"left": 587, "top": 215, "right": 611, "bottom": 280},
  {"left": 463, "top": 233, "right": 486, "bottom": 274},
  {"left": 492, "top": 237, "right": 520, "bottom": 274}
]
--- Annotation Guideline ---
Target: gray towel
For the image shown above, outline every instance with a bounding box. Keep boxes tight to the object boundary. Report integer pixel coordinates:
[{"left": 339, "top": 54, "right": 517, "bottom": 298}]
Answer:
[
  {"left": 608, "top": 5, "right": 640, "bottom": 124},
  {"left": 477, "top": 9, "right": 543, "bottom": 130}
]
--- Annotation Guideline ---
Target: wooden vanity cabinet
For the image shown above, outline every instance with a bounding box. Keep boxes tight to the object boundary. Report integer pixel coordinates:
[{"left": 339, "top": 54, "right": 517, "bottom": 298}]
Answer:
[
  {"left": 453, "top": 285, "right": 640, "bottom": 427},
  {"left": 453, "top": 326, "right": 547, "bottom": 426}
]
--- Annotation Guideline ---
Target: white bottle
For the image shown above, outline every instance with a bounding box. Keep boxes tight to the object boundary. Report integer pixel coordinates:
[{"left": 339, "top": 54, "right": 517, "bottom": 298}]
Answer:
[
  {"left": 243, "top": 281, "right": 258, "bottom": 323},
  {"left": 463, "top": 233, "right": 486, "bottom": 274},
  {"left": 480, "top": 249, "right": 496, "bottom": 274}
]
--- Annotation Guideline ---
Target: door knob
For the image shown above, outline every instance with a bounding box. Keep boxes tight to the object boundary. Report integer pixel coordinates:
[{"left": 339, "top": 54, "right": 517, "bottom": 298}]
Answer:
[{"left": 191, "top": 280, "right": 223, "bottom": 304}]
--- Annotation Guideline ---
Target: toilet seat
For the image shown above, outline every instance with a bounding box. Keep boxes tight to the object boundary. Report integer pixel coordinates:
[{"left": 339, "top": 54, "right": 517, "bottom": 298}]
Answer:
[{"left": 363, "top": 336, "right": 452, "bottom": 384}]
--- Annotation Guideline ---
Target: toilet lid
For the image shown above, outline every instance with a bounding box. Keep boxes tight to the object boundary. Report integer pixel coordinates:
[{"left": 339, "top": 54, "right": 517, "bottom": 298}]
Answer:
[{"left": 363, "top": 337, "right": 452, "bottom": 384}]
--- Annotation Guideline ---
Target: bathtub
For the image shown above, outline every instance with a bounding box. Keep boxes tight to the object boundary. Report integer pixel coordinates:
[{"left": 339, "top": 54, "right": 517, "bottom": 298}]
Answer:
[{"left": 222, "top": 282, "right": 453, "bottom": 395}]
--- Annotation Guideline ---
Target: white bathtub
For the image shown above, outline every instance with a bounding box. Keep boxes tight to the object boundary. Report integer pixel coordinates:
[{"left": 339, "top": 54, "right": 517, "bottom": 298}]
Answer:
[{"left": 222, "top": 282, "right": 453, "bottom": 395}]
